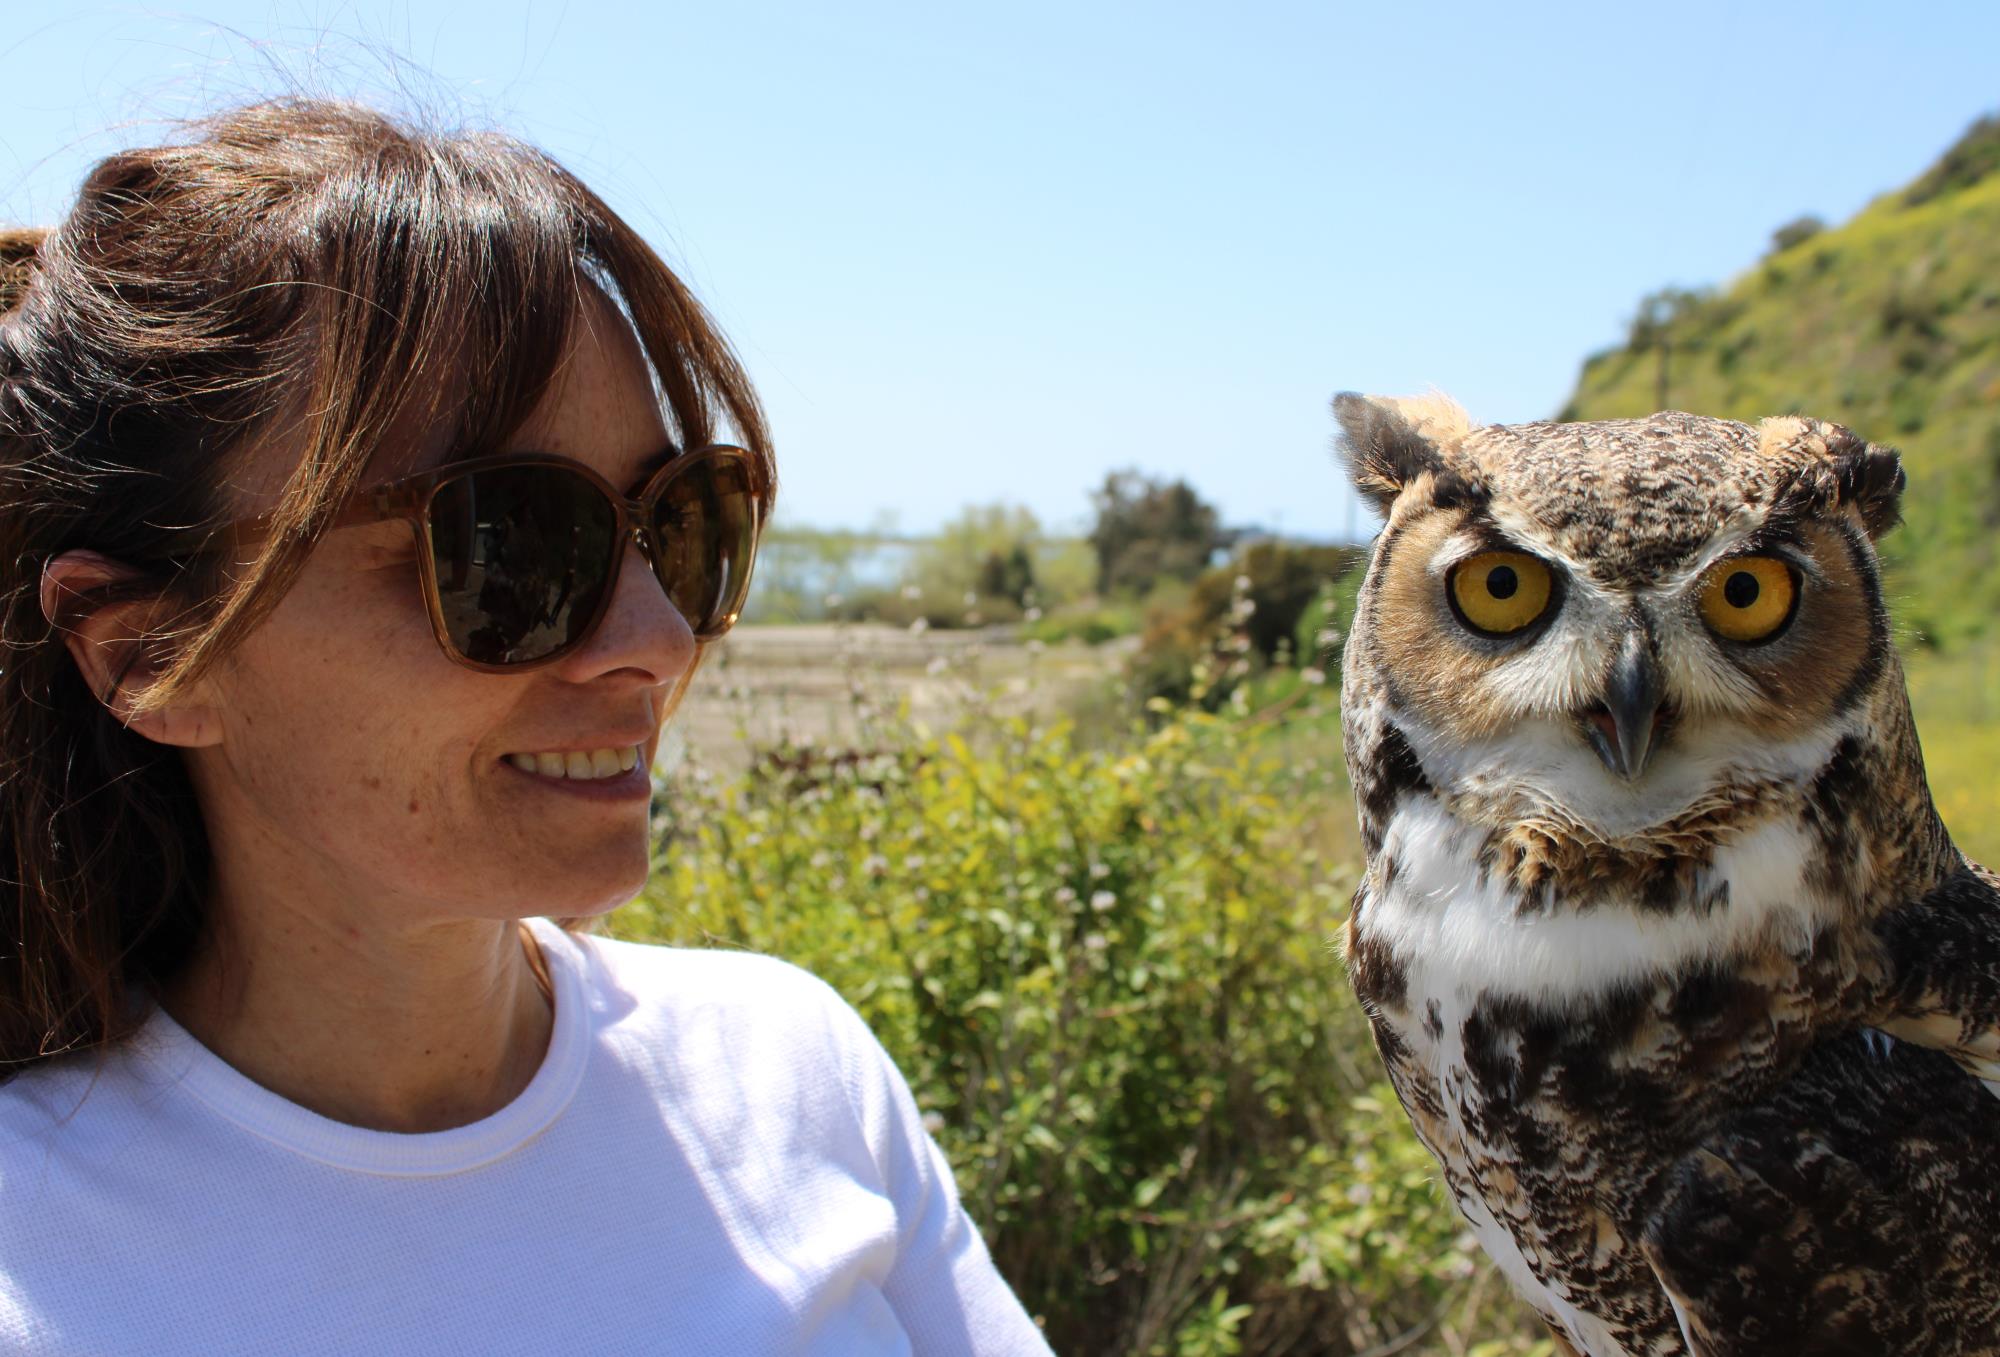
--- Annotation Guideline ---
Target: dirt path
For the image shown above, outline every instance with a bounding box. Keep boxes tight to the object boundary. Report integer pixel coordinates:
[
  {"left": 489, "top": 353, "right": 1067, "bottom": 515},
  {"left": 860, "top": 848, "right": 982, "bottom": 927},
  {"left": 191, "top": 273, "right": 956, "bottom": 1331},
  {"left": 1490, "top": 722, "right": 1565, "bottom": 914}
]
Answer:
[{"left": 665, "top": 623, "right": 1136, "bottom": 773}]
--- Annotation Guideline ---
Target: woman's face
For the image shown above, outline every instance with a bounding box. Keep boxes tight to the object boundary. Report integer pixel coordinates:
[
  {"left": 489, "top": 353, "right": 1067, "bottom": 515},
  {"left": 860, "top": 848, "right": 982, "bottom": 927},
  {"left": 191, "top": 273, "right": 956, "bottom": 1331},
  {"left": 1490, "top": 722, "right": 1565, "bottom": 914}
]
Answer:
[{"left": 186, "top": 294, "right": 699, "bottom": 924}]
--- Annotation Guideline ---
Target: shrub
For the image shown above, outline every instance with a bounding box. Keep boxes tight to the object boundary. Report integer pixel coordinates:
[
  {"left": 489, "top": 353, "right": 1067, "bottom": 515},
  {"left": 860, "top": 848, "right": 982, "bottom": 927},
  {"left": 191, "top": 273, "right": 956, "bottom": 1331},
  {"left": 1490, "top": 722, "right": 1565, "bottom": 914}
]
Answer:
[
  {"left": 1903, "top": 112, "right": 2000, "bottom": 208},
  {"left": 1133, "top": 544, "right": 1360, "bottom": 710},
  {"left": 1766, "top": 214, "right": 1825, "bottom": 255},
  {"left": 623, "top": 705, "right": 1546, "bottom": 1355}
]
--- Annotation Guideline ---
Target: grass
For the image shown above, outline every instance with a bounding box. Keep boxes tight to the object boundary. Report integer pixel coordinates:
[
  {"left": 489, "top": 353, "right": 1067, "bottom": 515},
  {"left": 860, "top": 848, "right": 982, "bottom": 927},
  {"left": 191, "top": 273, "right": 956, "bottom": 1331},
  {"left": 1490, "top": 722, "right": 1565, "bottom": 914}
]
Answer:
[{"left": 1904, "top": 637, "right": 2000, "bottom": 866}]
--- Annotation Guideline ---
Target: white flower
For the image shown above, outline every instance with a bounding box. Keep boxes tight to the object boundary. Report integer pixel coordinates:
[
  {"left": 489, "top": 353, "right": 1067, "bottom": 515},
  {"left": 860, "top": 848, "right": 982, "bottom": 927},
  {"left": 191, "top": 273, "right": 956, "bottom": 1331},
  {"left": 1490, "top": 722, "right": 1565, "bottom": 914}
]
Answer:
[
  {"left": 1301, "top": 667, "right": 1327, "bottom": 686},
  {"left": 909, "top": 617, "right": 930, "bottom": 635},
  {"left": 920, "top": 1110, "right": 945, "bottom": 1135},
  {"left": 1024, "top": 607, "right": 1043, "bottom": 622},
  {"left": 1089, "top": 861, "right": 1110, "bottom": 879},
  {"left": 862, "top": 854, "right": 889, "bottom": 877},
  {"left": 1082, "top": 932, "right": 1108, "bottom": 952},
  {"left": 1089, "top": 890, "right": 1116, "bottom": 912},
  {"left": 1053, "top": 885, "right": 1078, "bottom": 907}
]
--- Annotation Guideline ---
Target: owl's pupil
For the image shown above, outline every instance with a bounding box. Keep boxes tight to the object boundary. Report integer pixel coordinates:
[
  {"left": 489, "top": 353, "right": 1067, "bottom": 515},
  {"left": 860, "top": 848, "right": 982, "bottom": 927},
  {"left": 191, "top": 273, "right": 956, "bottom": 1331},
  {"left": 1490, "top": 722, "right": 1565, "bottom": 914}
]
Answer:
[
  {"left": 1486, "top": 565, "right": 1519, "bottom": 600},
  {"left": 1724, "top": 571, "right": 1760, "bottom": 609}
]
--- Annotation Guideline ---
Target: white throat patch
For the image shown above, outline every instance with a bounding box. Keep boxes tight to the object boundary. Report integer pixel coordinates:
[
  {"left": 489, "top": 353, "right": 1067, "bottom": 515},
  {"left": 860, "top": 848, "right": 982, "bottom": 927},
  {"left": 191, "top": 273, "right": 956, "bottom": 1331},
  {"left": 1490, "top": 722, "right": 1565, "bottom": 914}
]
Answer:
[{"left": 1364, "top": 793, "right": 1835, "bottom": 1004}]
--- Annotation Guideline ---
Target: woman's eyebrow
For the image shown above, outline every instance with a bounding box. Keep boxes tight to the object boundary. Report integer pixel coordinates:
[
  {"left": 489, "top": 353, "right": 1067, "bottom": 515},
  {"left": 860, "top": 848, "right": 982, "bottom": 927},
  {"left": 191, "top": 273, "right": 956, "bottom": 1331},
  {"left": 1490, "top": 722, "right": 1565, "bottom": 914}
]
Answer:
[{"left": 624, "top": 444, "right": 679, "bottom": 489}]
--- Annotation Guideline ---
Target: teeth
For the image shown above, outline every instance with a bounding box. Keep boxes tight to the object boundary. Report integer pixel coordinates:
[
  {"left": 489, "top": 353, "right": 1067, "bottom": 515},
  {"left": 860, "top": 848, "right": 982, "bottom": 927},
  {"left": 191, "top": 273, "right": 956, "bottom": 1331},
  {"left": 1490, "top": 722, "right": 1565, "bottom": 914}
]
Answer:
[{"left": 506, "top": 745, "right": 643, "bottom": 780}]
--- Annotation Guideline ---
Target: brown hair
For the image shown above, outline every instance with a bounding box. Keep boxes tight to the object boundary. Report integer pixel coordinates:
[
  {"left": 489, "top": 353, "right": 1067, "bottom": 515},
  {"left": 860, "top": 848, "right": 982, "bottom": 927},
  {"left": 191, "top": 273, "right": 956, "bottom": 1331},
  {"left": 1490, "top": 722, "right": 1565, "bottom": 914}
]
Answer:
[{"left": 0, "top": 99, "right": 772, "bottom": 1076}]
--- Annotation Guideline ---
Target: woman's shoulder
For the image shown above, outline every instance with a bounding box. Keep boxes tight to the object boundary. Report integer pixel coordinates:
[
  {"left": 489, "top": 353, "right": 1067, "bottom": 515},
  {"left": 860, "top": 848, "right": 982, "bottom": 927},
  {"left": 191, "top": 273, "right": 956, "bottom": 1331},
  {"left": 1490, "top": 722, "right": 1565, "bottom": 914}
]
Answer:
[
  {"left": 552, "top": 925, "right": 875, "bottom": 1060},
  {"left": 569, "top": 927, "right": 842, "bottom": 1006}
]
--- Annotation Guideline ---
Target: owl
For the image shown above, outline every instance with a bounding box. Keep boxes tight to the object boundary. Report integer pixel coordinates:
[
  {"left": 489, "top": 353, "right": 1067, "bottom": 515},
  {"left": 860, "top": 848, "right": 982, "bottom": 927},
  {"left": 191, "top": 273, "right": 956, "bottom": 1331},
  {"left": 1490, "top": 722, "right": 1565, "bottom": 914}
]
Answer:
[{"left": 1333, "top": 392, "right": 2000, "bottom": 1357}]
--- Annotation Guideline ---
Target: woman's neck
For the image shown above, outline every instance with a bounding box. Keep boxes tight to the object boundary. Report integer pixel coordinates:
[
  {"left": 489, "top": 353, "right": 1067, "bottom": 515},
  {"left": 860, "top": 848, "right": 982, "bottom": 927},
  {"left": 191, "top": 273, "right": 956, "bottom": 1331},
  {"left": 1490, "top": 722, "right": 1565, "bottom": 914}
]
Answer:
[{"left": 157, "top": 903, "right": 555, "bottom": 1134}]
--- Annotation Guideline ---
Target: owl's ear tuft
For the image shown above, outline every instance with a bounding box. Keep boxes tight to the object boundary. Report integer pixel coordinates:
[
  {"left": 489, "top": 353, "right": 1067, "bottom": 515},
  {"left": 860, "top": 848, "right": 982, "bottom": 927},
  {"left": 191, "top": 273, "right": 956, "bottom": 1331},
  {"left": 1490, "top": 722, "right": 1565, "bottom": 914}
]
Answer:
[
  {"left": 1761, "top": 417, "right": 1905, "bottom": 540},
  {"left": 1332, "top": 391, "right": 1480, "bottom": 514},
  {"left": 1828, "top": 434, "right": 1905, "bottom": 540}
]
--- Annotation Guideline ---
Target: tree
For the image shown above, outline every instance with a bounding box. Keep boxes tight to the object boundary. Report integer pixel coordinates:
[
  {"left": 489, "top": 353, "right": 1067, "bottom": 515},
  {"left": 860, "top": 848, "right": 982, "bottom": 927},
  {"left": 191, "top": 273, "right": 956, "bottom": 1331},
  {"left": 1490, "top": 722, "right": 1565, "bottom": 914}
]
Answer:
[
  {"left": 1627, "top": 287, "right": 1711, "bottom": 412},
  {"left": 976, "top": 543, "right": 1037, "bottom": 608},
  {"left": 902, "top": 503, "right": 1045, "bottom": 608},
  {"left": 1133, "top": 542, "right": 1360, "bottom": 707},
  {"left": 1087, "top": 470, "right": 1224, "bottom": 597},
  {"left": 1767, "top": 215, "right": 1825, "bottom": 255}
]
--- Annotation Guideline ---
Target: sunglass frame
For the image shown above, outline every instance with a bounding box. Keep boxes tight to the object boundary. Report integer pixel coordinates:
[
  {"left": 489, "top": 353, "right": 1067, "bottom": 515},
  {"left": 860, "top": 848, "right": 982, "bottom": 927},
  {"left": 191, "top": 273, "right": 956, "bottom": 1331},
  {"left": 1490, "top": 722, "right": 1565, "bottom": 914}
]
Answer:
[{"left": 185, "top": 444, "right": 765, "bottom": 673}]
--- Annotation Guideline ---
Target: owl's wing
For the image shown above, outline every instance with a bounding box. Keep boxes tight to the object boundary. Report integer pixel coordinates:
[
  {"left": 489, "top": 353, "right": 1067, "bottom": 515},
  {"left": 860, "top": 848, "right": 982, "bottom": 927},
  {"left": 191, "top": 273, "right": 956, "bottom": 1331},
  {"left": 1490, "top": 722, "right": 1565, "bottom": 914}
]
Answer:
[
  {"left": 1639, "top": 1024, "right": 2000, "bottom": 1356},
  {"left": 1871, "top": 857, "right": 2000, "bottom": 1089},
  {"left": 1638, "top": 1143, "right": 1949, "bottom": 1356}
]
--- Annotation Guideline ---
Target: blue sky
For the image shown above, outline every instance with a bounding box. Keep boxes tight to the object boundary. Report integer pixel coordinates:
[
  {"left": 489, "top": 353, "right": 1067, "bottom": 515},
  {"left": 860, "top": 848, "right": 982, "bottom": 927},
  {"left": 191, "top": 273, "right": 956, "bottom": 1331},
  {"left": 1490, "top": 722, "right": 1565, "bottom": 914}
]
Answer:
[{"left": 4, "top": 2, "right": 1996, "bottom": 540}]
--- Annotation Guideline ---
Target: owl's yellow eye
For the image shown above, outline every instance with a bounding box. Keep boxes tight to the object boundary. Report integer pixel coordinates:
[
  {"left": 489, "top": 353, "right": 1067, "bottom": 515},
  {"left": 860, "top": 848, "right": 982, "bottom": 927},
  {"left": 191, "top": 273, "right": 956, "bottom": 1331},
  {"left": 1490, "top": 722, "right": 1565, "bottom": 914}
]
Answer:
[
  {"left": 1448, "top": 551, "right": 1554, "bottom": 637},
  {"left": 1698, "top": 556, "right": 1797, "bottom": 643}
]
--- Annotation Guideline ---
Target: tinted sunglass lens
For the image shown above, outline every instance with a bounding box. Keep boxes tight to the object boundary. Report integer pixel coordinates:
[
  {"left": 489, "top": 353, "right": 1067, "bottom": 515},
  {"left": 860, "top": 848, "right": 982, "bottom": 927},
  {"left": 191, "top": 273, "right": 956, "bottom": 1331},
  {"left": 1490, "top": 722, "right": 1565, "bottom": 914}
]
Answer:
[
  {"left": 651, "top": 457, "right": 758, "bottom": 638},
  {"left": 427, "top": 465, "right": 619, "bottom": 665}
]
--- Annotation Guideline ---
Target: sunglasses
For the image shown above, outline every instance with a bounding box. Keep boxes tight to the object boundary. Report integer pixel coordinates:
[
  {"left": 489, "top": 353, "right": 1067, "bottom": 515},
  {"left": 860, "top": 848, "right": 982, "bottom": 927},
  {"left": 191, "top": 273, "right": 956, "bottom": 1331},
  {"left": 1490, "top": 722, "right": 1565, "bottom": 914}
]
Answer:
[{"left": 185, "top": 445, "right": 765, "bottom": 672}]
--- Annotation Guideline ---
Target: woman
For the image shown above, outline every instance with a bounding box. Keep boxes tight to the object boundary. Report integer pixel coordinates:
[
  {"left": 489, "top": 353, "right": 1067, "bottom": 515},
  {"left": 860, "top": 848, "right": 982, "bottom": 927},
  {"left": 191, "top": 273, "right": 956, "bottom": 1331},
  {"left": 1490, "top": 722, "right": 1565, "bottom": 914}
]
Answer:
[{"left": 0, "top": 100, "right": 1051, "bottom": 1355}]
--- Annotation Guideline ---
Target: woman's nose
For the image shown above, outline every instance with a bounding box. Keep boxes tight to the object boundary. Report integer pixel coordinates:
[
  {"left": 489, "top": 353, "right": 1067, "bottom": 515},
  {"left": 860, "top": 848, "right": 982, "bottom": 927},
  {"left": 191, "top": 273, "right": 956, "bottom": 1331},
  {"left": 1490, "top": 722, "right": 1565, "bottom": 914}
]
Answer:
[{"left": 550, "top": 536, "right": 697, "bottom": 686}]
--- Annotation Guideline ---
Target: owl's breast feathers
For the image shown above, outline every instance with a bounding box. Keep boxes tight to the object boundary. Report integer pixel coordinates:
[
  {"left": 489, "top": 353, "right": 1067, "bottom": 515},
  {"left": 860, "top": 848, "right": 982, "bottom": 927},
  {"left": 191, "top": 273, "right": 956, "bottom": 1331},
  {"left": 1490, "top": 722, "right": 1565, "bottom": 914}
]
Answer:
[{"left": 1345, "top": 718, "right": 2000, "bottom": 1355}]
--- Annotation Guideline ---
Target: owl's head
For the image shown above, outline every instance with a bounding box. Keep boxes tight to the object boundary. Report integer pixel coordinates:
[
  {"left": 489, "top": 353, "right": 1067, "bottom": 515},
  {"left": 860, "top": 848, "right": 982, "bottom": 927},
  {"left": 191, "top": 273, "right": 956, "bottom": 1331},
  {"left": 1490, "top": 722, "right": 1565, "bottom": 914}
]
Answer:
[{"left": 1334, "top": 393, "right": 1920, "bottom": 856}]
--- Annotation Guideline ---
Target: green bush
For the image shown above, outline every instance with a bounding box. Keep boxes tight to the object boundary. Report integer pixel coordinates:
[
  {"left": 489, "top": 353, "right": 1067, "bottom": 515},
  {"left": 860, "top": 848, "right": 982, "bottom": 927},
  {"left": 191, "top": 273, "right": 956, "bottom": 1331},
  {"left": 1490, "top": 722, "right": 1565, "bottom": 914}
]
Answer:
[
  {"left": 621, "top": 704, "right": 1546, "bottom": 1356},
  {"left": 1022, "top": 595, "right": 1159, "bottom": 647},
  {"left": 1133, "top": 545, "right": 1360, "bottom": 710},
  {"left": 831, "top": 585, "right": 1026, "bottom": 631},
  {"left": 1903, "top": 112, "right": 2000, "bottom": 208},
  {"left": 1766, "top": 214, "right": 1825, "bottom": 256}
]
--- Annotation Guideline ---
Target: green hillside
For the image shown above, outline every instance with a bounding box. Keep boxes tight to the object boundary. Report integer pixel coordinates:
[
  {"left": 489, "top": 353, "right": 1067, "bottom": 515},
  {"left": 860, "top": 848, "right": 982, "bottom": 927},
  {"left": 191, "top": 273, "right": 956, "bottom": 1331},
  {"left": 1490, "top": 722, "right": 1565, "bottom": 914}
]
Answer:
[{"left": 1560, "top": 115, "right": 2000, "bottom": 654}]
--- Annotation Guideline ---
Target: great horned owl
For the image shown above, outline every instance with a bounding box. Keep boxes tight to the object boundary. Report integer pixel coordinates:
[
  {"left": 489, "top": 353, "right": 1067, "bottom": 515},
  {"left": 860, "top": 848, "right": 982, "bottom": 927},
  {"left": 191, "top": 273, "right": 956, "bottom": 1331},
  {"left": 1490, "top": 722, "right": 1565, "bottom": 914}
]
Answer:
[{"left": 1333, "top": 393, "right": 2000, "bottom": 1357}]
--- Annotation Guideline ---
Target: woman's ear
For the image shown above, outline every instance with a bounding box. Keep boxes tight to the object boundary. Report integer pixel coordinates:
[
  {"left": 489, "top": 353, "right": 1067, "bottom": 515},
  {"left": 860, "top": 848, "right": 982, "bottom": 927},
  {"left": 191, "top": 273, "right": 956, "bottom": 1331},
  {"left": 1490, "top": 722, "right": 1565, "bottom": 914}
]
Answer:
[{"left": 40, "top": 549, "right": 223, "bottom": 749}]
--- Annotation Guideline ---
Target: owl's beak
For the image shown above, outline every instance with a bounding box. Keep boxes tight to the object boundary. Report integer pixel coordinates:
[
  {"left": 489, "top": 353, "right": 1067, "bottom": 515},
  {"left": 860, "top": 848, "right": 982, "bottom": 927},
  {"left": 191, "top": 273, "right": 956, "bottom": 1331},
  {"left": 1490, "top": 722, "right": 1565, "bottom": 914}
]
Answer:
[{"left": 1583, "top": 632, "right": 1666, "bottom": 779}]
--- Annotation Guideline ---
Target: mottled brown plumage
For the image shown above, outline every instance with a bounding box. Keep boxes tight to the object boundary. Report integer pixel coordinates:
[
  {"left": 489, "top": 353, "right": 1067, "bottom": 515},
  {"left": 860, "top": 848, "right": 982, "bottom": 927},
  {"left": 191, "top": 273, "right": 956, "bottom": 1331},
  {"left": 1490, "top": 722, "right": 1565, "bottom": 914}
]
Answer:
[{"left": 1334, "top": 393, "right": 2000, "bottom": 1355}]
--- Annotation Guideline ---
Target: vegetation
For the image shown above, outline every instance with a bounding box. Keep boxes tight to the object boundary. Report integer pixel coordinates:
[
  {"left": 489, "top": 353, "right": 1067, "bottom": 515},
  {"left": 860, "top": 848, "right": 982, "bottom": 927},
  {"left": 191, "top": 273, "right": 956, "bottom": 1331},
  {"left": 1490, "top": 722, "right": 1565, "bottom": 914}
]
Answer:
[
  {"left": 742, "top": 524, "right": 911, "bottom": 624},
  {"left": 1090, "top": 471, "right": 1230, "bottom": 597},
  {"left": 1765, "top": 215, "right": 1825, "bottom": 256},
  {"left": 623, "top": 696, "right": 1549, "bottom": 1356},
  {"left": 1132, "top": 543, "right": 1362, "bottom": 709},
  {"left": 1902, "top": 113, "right": 2000, "bottom": 209}
]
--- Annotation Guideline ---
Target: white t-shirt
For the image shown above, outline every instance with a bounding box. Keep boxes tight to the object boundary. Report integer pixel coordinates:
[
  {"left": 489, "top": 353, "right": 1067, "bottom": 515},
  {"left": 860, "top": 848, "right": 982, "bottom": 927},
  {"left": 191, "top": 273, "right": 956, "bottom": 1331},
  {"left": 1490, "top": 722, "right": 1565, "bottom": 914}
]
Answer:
[{"left": 0, "top": 918, "right": 1054, "bottom": 1356}]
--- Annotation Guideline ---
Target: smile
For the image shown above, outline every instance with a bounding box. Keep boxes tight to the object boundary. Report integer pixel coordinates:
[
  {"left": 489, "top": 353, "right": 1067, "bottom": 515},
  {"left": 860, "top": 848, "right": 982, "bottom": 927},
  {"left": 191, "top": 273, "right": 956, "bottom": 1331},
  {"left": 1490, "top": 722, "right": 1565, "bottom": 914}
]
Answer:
[{"left": 503, "top": 746, "right": 643, "bottom": 780}]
